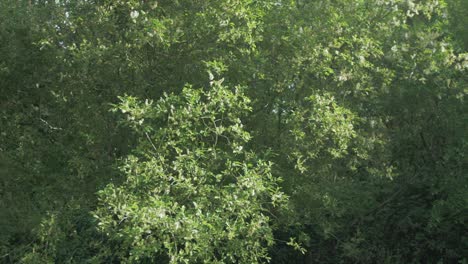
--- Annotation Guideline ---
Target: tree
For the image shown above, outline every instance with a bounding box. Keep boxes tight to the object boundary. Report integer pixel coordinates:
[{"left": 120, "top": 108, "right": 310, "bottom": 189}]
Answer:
[{"left": 94, "top": 83, "right": 286, "bottom": 263}]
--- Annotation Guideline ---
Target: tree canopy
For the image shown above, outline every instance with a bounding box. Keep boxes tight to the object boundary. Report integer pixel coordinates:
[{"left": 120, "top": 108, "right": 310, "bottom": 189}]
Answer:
[{"left": 0, "top": 0, "right": 466, "bottom": 263}]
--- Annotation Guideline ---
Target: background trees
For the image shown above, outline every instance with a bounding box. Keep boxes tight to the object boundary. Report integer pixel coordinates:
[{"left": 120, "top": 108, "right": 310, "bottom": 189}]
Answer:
[{"left": 0, "top": 0, "right": 466, "bottom": 263}]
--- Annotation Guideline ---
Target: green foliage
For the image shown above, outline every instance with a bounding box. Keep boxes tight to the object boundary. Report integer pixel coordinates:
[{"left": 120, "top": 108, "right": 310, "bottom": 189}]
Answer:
[
  {"left": 94, "top": 84, "right": 286, "bottom": 263},
  {"left": 0, "top": 0, "right": 466, "bottom": 263}
]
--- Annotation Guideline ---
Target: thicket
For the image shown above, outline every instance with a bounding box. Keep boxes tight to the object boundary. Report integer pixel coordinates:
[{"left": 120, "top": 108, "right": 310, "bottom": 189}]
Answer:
[{"left": 0, "top": 0, "right": 466, "bottom": 263}]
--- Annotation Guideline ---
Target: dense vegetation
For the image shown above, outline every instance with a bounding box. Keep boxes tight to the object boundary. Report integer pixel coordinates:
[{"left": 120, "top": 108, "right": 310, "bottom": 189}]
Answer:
[{"left": 0, "top": 0, "right": 466, "bottom": 263}]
